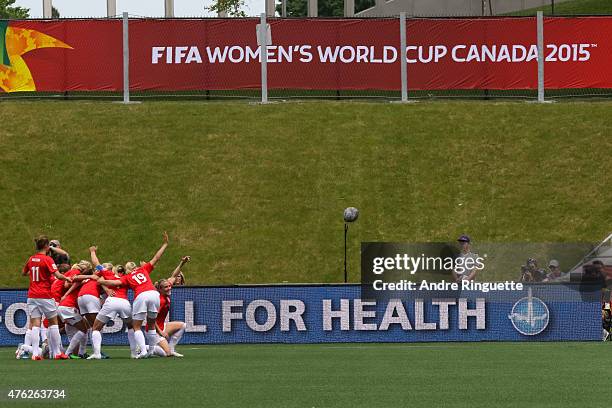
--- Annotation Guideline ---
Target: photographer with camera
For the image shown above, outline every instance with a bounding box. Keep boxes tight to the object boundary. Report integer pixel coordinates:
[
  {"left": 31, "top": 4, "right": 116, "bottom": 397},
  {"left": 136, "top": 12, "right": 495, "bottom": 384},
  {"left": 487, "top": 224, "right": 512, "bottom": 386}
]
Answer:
[{"left": 520, "top": 258, "right": 546, "bottom": 282}]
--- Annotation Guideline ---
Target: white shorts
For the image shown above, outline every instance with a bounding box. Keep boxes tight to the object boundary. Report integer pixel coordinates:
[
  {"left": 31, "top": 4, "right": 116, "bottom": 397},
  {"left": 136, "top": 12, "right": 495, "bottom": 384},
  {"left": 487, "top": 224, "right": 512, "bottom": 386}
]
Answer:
[
  {"left": 132, "top": 290, "right": 160, "bottom": 321},
  {"left": 97, "top": 297, "right": 132, "bottom": 324},
  {"left": 27, "top": 298, "right": 58, "bottom": 319},
  {"left": 58, "top": 306, "right": 83, "bottom": 325},
  {"left": 78, "top": 294, "right": 101, "bottom": 314}
]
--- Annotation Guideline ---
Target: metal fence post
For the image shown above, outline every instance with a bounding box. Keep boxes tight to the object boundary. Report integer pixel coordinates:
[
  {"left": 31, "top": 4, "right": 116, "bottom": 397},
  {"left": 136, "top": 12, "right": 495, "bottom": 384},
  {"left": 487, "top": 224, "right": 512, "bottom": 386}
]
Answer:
[
  {"left": 400, "top": 12, "right": 408, "bottom": 102},
  {"left": 537, "top": 11, "right": 545, "bottom": 103},
  {"left": 43, "top": 0, "right": 52, "bottom": 18},
  {"left": 122, "top": 12, "right": 130, "bottom": 104},
  {"left": 260, "top": 13, "right": 268, "bottom": 104}
]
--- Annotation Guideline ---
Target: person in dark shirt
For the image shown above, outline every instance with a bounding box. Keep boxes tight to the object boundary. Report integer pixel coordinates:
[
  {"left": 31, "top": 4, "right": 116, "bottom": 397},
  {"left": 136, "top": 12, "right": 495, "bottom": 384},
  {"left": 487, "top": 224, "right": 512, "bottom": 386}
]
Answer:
[
  {"left": 48, "top": 239, "right": 71, "bottom": 266},
  {"left": 520, "top": 258, "right": 546, "bottom": 282}
]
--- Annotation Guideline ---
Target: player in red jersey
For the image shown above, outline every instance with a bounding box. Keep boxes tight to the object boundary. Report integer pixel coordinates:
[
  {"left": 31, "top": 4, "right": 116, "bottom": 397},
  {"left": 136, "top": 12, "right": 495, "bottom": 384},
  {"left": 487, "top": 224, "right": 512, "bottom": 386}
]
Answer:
[
  {"left": 75, "top": 257, "right": 115, "bottom": 357},
  {"left": 16, "top": 264, "right": 72, "bottom": 360},
  {"left": 87, "top": 246, "right": 135, "bottom": 359},
  {"left": 22, "top": 235, "right": 73, "bottom": 360},
  {"left": 146, "top": 256, "right": 190, "bottom": 358},
  {"left": 56, "top": 262, "right": 95, "bottom": 357},
  {"left": 98, "top": 232, "right": 169, "bottom": 359}
]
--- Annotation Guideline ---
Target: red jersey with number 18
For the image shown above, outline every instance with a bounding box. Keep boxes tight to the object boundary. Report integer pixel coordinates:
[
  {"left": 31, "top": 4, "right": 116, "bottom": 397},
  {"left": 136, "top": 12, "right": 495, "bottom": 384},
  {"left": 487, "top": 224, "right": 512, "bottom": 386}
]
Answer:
[
  {"left": 23, "top": 253, "right": 58, "bottom": 299},
  {"left": 119, "top": 263, "right": 156, "bottom": 298}
]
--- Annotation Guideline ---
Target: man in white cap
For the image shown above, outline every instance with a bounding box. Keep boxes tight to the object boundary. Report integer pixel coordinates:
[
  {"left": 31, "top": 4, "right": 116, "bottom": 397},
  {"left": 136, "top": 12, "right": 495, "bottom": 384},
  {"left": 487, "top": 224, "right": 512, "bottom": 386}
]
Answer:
[
  {"left": 452, "top": 235, "right": 480, "bottom": 282},
  {"left": 543, "top": 259, "right": 562, "bottom": 282}
]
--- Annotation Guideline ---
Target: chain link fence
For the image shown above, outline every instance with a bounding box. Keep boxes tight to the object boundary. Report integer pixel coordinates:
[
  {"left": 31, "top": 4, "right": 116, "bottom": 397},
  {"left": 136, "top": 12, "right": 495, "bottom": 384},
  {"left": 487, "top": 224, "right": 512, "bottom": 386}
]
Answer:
[{"left": 0, "top": 13, "right": 610, "bottom": 102}]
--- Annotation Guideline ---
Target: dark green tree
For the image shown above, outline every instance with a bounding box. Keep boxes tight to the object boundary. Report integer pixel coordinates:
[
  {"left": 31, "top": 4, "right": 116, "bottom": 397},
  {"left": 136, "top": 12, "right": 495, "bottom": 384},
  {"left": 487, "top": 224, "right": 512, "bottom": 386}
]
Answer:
[
  {"left": 275, "top": 0, "right": 374, "bottom": 16},
  {"left": 51, "top": 6, "right": 60, "bottom": 18},
  {"left": 0, "top": 0, "right": 29, "bottom": 19},
  {"left": 206, "top": 0, "right": 247, "bottom": 17}
]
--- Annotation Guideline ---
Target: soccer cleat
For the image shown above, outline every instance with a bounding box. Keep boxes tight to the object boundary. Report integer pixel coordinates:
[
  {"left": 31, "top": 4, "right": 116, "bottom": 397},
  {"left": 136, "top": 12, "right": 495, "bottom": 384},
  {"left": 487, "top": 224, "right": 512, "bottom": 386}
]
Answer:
[
  {"left": 86, "top": 354, "right": 102, "bottom": 360},
  {"left": 41, "top": 341, "right": 50, "bottom": 359},
  {"left": 32, "top": 355, "right": 43, "bottom": 361},
  {"left": 54, "top": 353, "right": 70, "bottom": 360},
  {"left": 68, "top": 354, "right": 81, "bottom": 359},
  {"left": 135, "top": 352, "right": 149, "bottom": 359},
  {"left": 15, "top": 344, "right": 23, "bottom": 360},
  {"left": 20, "top": 352, "right": 31, "bottom": 360},
  {"left": 170, "top": 351, "right": 184, "bottom": 358},
  {"left": 79, "top": 353, "right": 89, "bottom": 359},
  {"left": 100, "top": 352, "right": 110, "bottom": 359}
]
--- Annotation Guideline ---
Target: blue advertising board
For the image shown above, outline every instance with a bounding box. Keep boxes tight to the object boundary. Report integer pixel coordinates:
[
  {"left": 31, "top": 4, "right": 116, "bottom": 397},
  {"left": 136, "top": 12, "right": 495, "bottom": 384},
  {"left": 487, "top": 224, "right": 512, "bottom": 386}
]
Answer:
[{"left": 0, "top": 284, "right": 600, "bottom": 346}]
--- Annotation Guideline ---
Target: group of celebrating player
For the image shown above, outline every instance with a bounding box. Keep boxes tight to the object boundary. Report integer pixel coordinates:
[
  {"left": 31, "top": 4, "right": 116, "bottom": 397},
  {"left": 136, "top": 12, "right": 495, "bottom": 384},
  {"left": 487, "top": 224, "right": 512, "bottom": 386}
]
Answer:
[{"left": 16, "top": 232, "right": 189, "bottom": 360}]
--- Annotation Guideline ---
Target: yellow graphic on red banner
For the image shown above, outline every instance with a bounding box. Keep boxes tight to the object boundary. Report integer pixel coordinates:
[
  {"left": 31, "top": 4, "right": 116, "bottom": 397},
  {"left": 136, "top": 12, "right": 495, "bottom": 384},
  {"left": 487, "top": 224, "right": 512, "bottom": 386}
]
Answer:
[{"left": 0, "top": 26, "right": 72, "bottom": 93}]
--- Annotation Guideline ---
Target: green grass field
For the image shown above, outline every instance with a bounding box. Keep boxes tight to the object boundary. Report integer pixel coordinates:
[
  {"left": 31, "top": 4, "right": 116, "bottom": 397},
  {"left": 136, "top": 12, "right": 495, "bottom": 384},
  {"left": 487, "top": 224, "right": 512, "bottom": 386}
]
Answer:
[
  {"left": 508, "top": 0, "right": 612, "bottom": 15},
  {"left": 1, "top": 101, "right": 611, "bottom": 286},
  {"left": 0, "top": 342, "right": 607, "bottom": 407}
]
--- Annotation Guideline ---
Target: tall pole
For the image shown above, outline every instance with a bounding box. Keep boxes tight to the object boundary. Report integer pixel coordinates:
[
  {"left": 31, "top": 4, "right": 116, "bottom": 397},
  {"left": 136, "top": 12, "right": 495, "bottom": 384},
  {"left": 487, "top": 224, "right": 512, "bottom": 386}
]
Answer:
[
  {"left": 537, "top": 11, "right": 545, "bottom": 103},
  {"left": 259, "top": 13, "right": 268, "bottom": 104},
  {"left": 122, "top": 12, "right": 130, "bottom": 104},
  {"left": 400, "top": 12, "right": 407, "bottom": 102},
  {"left": 344, "top": 224, "right": 348, "bottom": 283}
]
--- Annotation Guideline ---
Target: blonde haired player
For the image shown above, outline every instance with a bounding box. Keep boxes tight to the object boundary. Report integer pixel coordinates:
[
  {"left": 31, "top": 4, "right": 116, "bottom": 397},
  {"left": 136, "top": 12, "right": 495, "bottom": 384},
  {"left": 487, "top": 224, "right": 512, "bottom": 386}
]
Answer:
[
  {"left": 56, "top": 262, "right": 98, "bottom": 358},
  {"left": 87, "top": 246, "right": 135, "bottom": 359},
  {"left": 98, "top": 232, "right": 169, "bottom": 359},
  {"left": 22, "top": 236, "right": 73, "bottom": 360}
]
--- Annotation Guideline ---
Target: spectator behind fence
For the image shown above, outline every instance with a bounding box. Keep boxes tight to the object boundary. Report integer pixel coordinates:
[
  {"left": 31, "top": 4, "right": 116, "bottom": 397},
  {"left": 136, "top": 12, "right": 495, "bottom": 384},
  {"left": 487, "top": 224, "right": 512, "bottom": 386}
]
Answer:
[
  {"left": 520, "top": 258, "right": 546, "bottom": 282},
  {"left": 452, "top": 235, "right": 480, "bottom": 282},
  {"left": 543, "top": 259, "right": 562, "bottom": 282}
]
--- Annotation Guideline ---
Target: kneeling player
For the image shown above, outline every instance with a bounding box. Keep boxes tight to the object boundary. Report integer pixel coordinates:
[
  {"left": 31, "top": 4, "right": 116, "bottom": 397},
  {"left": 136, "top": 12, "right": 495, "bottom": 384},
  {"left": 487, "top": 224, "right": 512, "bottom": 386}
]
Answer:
[{"left": 147, "top": 256, "right": 190, "bottom": 357}]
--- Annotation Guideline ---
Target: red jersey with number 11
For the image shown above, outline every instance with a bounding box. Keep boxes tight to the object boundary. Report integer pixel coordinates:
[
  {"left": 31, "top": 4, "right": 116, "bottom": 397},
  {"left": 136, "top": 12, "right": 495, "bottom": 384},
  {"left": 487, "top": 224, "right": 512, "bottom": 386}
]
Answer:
[
  {"left": 119, "top": 263, "right": 156, "bottom": 298},
  {"left": 23, "top": 253, "right": 58, "bottom": 299}
]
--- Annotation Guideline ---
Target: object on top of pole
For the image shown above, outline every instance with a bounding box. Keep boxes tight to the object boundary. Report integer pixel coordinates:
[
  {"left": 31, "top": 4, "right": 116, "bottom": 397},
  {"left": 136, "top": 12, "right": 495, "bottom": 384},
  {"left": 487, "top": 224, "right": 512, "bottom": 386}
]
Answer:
[
  {"left": 107, "top": 0, "right": 116, "bottom": 17},
  {"left": 42, "top": 0, "right": 53, "bottom": 18},
  {"left": 165, "top": 0, "right": 175, "bottom": 18}
]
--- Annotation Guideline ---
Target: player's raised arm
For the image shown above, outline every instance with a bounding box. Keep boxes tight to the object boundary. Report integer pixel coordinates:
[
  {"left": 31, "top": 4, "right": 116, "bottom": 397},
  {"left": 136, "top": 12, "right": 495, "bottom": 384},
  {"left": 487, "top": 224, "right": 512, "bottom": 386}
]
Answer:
[
  {"left": 167, "top": 256, "right": 190, "bottom": 285},
  {"left": 149, "top": 231, "right": 169, "bottom": 267},
  {"left": 89, "top": 246, "right": 101, "bottom": 267}
]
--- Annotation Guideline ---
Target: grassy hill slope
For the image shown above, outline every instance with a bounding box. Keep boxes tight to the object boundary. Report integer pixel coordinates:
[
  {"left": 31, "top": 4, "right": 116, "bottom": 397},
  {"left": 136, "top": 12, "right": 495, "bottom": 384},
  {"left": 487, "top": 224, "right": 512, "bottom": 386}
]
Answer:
[{"left": 1, "top": 101, "right": 611, "bottom": 286}]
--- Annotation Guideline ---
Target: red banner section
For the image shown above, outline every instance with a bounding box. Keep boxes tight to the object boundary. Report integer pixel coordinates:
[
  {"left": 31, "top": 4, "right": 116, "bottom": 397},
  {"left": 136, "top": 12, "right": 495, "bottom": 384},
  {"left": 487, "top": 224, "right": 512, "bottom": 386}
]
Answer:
[{"left": 2, "top": 17, "right": 611, "bottom": 92}]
